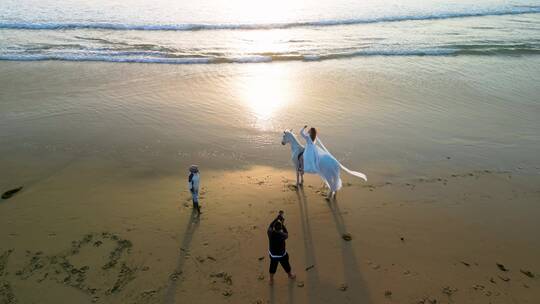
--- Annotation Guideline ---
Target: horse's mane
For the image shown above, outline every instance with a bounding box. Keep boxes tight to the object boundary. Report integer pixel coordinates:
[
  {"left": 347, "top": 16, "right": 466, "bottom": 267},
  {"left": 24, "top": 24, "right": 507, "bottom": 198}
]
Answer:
[{"left": 285, "top": 130, "right": 304, "bottom": 149}]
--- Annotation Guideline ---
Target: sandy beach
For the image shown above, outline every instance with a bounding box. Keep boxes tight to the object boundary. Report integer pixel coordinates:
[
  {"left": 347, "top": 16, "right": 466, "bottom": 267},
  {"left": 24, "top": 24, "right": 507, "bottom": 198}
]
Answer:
[
  {"left": 1, "top": 48, "right": 540, "bottom": 304},
  {"left": 1, "top": 162, "right": 539, "bottom": 304}
]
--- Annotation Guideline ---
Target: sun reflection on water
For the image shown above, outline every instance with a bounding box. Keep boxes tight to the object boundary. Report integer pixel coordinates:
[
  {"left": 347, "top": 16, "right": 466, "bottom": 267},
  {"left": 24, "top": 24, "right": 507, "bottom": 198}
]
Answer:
[{"left": 237, "top": 64, "right": 294, "bottom": 130}]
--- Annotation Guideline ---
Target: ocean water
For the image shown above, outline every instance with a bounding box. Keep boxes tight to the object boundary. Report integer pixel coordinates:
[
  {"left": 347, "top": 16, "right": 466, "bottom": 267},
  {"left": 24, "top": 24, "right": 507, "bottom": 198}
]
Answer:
[{"left": 1, "top": 0, "right": 539, "bottom": 63}]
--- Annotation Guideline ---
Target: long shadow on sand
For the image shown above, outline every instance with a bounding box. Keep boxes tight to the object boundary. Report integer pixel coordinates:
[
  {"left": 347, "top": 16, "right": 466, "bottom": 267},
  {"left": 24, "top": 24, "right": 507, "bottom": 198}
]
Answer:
[
  {"left": 326, "top": 196, "right": 371, "bottom": 303},
  {"left": 268, "top": 268, "right": 298, "bottom": 304},
  {"left": 292, "top": 187, "right": 371, "bottom": 303},
  {"left": 295, "top": 187, "right": 322, "bottom": 303},
  {"left": 164, "top": 209, "right": 200, "bottom": 304},
  {"left": 268, "top": 188, "right": 311, "bottom": 304}
]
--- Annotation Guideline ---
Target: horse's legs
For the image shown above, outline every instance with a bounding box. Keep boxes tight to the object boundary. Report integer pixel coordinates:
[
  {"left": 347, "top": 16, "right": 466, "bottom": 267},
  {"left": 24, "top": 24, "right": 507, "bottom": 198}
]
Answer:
[
  {"left": 326, "top": 190, "right": 337, "bottom": 201},
  {"left": 297, "top": 154, "right": 304, "bottom": 186}
]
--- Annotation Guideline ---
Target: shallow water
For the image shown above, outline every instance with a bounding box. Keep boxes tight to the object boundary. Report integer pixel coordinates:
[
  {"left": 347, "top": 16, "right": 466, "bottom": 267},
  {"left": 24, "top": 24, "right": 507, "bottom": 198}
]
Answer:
[{"left": 1, "top": 56, "right": 539, "bottom": 184}]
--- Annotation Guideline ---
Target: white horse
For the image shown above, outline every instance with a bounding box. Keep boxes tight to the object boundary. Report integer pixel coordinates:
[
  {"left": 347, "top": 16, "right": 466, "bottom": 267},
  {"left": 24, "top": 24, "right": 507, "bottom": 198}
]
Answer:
[
  {"left": 281, "top": 129, "right": 367, "bottom": 199},
  {"left": 280, "top": 130, "right": 338, "bottom": 198},
  {"left": 281, "top": 129, "right": 306, "bottom": 187}
]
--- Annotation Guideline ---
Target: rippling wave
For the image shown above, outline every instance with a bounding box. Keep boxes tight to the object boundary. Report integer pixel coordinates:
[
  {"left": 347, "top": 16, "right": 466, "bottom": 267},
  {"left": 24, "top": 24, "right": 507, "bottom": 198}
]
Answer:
[
  {"left": 1, "top": 6, "right": 539, "bottom": 31},
  {"left": 2, "top": 2, "right": 539, "bottom": 65},
  {"left": 2, "top": 44, "right": 539, "bottom": 65}
]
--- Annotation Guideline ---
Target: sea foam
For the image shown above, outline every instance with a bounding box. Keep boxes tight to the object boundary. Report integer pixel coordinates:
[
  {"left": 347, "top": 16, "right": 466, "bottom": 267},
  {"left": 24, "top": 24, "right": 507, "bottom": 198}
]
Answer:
[{"left": 1, "top": 6, "right": 539, "bottom": 31}]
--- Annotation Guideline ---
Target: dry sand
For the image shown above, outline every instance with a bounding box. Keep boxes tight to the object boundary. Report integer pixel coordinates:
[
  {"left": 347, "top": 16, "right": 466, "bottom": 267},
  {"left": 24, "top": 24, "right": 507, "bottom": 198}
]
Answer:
[{"left": 1, "top": 163, "right": 539, "bottom": 304}]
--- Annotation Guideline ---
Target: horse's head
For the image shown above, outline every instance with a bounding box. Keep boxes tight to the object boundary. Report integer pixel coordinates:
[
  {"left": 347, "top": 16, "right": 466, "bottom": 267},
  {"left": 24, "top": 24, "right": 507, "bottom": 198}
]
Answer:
[{"left": 281, "top": 129, "right": 292, "bottom": 145}]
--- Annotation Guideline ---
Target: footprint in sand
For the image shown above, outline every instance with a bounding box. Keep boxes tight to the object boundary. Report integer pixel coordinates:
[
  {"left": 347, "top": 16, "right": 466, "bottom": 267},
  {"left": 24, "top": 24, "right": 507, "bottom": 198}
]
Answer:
[
  {"left": 10, "top": 232, "right": 142, "bottom": 301},
  {"left": 0, "top": 281, "right": 17, "bottom": 304}
]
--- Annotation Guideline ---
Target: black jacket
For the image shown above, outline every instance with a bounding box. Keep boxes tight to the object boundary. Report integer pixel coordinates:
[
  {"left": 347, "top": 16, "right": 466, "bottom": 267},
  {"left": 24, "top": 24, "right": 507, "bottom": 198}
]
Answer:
[{"left": 267, "top": 218, "right": 288, "bottom": 257}]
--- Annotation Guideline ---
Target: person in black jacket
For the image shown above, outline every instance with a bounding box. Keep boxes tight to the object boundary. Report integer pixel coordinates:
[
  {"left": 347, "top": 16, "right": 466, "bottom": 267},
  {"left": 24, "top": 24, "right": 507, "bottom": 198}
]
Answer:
[{"left": 267, "top": 211, "right": 296, "bottom": 285}]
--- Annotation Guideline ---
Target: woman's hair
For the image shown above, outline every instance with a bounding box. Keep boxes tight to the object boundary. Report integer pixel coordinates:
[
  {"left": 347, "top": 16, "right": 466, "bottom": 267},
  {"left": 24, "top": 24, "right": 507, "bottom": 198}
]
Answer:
[
  {"left": 309, "top": 127, "right": 317, "bottom": 142},
  {"left": 273, "top": 220, "right": 283, "bottom": 231}
]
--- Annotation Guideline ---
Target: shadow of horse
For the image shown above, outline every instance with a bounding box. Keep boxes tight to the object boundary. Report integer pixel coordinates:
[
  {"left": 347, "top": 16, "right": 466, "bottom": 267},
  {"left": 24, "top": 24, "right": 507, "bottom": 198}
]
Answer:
[
  {"left": 326, "top": 196, "right": 371, "bottom": 303},
  {"left": 287, "top": 187, "right": 372, "bottom": 303},
  {"left": 296, "top": 187, "right": 321, "bottom": 303}
]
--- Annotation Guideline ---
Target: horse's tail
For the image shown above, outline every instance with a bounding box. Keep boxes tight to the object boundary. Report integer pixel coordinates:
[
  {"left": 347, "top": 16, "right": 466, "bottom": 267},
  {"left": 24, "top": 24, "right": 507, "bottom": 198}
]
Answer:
[
  {"left": 317, "top": 137, "right": 368, "bottom": 182},
  {"left": 339, "top": 164, "right": 367, "bottom": 181}
]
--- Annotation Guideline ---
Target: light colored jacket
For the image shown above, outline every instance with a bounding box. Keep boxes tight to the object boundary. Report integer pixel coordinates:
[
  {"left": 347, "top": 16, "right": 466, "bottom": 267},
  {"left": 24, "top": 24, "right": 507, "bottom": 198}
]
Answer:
[{"left": 188, "top": 173, "right": 200, "bottom": 193}]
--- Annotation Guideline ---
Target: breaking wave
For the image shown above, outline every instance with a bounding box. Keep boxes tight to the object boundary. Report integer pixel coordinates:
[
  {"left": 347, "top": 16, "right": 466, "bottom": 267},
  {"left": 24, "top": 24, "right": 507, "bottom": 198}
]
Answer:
[{"left": 1, "top": 6, "right": 539, "bottom": 31}]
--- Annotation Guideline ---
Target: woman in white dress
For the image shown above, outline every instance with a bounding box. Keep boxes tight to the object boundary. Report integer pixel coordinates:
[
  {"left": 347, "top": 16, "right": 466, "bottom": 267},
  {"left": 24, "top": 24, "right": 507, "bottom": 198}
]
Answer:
[
  {"left": 299, "top": 125, "right": 320, "bottom": 174},
  {"left": 299, "top": 125, "right": 367, "bottom": 196}
]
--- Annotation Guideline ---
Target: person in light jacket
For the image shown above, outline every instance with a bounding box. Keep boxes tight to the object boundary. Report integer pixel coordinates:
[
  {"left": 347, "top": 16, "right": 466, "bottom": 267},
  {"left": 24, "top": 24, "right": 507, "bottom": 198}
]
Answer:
[{"left": 188, "top": 165, "right": 201, "bottom": 215}]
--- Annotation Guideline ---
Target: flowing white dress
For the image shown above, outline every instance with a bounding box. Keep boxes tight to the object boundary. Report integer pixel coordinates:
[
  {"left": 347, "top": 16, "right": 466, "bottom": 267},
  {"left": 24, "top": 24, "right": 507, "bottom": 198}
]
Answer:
[
  {"left": 300, "top": 127, "right": 367, "bottom": 191},
  {"left": 300, "top": 127, "right": 320, "bottom": 174}
]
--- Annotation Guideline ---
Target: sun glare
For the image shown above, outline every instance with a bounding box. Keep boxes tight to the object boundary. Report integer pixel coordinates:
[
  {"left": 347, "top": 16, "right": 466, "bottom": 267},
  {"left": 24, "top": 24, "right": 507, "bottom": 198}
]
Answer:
[{"left": 237, "top": 65, "right": 294, "bottom": 129}]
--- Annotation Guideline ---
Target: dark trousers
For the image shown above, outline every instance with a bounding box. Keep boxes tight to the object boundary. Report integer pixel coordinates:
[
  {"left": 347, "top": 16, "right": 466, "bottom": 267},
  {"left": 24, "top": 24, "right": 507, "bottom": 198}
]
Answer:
[
  {"left": 269, "top": 253, "right": 291, "bottom": 274},
  {"left": 191, "top": 191, "right": 200, "bottom": 213}
]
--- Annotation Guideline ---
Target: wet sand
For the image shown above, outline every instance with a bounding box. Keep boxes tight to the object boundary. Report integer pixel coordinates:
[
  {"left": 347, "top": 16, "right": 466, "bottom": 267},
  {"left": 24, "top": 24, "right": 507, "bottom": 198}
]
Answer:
[{"left": 1, "top": 163, "right": 539, "bottom": 304}]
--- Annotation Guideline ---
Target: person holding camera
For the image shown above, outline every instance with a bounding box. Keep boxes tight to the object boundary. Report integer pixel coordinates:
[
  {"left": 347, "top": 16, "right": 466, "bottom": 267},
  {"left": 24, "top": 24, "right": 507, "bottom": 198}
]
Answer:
[{"left": 267, "top": 210, "right": 296, "bottom": 285}]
